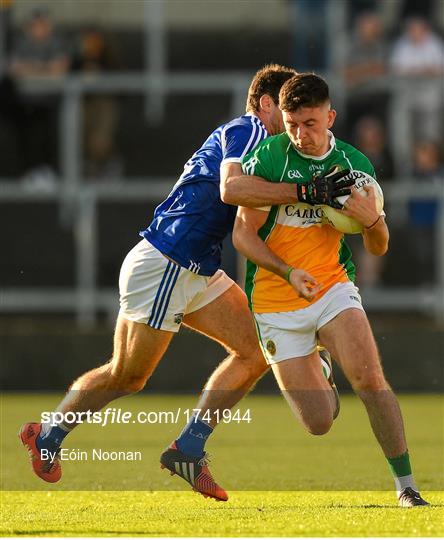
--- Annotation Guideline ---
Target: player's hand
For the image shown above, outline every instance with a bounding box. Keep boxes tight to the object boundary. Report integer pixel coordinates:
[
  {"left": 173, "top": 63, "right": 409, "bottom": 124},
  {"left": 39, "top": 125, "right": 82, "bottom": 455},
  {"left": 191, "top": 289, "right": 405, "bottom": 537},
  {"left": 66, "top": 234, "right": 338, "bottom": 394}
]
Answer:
[
  {"left": 341, "top": 185, "right": 380, "bottom": 228},
  {"left": 296, "top": 167, "right": 353, "bottom": 208},
  {"left": 288, "top": 269, "right": 320, "bottom": 302}
]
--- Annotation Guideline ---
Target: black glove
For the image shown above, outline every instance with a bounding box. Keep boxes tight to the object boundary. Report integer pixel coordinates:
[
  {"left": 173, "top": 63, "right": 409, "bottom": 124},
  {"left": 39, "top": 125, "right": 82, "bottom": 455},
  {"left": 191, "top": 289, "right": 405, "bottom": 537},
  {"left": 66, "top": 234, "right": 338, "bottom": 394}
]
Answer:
[{"left": 296, "top": 167, "right": 354, "bottom": 209}]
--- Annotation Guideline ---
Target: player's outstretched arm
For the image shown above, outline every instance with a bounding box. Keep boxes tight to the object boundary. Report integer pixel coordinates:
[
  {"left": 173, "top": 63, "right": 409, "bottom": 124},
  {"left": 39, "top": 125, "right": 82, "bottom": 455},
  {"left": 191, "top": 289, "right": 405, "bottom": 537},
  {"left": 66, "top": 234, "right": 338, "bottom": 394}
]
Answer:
[
  {"left": 220, "top": 163, "right": 297, "bottom": 207},
  {"left": 233, "top": 207, "right": 320, "bottom": 301}
]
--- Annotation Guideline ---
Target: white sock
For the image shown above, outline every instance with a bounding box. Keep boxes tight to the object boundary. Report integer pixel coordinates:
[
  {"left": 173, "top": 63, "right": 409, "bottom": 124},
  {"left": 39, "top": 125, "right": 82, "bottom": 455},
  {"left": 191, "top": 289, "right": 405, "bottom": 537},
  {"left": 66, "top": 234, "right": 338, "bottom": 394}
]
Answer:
[
  {"left": 40, "top": 418, "right": 72, "bottom": 438},
  {"left": 395, "top": 474, "right": 418, "bottom": 496}
]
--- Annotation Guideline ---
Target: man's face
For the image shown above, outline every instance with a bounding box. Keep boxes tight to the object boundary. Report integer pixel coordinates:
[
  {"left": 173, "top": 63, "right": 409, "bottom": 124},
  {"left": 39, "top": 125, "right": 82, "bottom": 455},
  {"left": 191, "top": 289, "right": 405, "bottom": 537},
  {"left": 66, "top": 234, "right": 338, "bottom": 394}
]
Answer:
[
  {"left": 29, "top": 17, "right": 52, "bottom": 42},
  {"left": 407, "top": 19, "right": 428, "bottom": 43},
  {"left": 282, "top": 103, "right": 336, "bottom": 156},
  {"left": 358, "top": 14, "right": 381, "bottom": 43}
]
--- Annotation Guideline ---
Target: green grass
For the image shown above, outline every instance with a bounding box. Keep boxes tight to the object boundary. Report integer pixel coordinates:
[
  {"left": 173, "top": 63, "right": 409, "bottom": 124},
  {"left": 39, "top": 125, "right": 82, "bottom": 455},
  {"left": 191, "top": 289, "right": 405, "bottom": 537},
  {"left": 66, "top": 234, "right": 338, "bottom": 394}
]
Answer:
[
  {"left": 1, "top": 393, "right": 443, "bottom": 536},
  {"left": 1, "top": 490, "right": 443, "bottom": 537}
]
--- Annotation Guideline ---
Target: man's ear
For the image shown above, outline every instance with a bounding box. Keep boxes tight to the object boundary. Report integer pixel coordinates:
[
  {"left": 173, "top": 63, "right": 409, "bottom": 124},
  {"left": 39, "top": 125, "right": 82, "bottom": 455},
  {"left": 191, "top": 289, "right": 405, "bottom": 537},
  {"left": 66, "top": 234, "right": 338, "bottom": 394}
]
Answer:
[
  {"left": 258, "top": 94, "right": 273, "bottom": 113},
  {"left": 327, "top": 109, "right": 337, "bottom": 129}
]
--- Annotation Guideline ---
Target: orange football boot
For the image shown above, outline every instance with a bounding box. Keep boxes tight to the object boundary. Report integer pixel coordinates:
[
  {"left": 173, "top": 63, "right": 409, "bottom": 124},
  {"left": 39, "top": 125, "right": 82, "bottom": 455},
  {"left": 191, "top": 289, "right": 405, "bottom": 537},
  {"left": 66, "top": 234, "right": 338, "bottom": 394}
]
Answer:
[
  {"left": 160, "top": 441, "right": 228, "bottom": 501},
  {"left": 19, "top": 423, "right": 61, "bottom": 483}
]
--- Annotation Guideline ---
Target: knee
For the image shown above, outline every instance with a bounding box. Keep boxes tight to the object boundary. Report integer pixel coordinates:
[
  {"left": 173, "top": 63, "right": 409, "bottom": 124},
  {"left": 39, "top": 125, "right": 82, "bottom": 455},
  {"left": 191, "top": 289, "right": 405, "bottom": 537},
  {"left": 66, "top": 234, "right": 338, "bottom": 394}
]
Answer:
[
  {"left": 238, "top": 349, "right": 269, "bottom": 380},
  {"left": 108, "top": 360, "right": 148, "bottom": 395},
  {"left": 116, "top": 375, "right": 146, "bottom": 394},
  {"left": 305, "top": 416, "right": 333, "bottom": 436},
  {"left": 350, "top": 368, "right": 388, "bottom": 393},
  {"left": 297, "top": 404, "right": 333, "bottom": 436}
]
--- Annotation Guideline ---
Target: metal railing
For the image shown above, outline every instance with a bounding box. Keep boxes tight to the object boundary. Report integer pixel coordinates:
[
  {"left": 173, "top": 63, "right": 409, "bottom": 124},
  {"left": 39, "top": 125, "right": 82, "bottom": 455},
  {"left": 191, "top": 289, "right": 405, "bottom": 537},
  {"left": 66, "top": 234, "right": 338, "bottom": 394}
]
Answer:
[
  {"left": 2, "top": 177, "right": 443, "bottom": 326},
  {"left": 1, "top": 73, "right": 443, "bottom": 326}
]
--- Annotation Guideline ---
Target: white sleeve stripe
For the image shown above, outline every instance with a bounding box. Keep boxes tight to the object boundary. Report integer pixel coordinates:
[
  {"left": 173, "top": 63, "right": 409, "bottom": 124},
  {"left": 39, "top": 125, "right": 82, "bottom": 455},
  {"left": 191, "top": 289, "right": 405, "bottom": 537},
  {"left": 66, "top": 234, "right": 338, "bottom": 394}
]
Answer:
[
  {"left": 239, "top": 120, "right": 257, "bottom": 159},
  {"left": 250, "top": 125, "right": 266, "bottom": 154},
  {"left": 252, "top": 116, "right": 265, "bottom": 130},
  {"left": 253, "top": 117, "right": 269, "bottom": 138},
  {"left": 242, "top": 122, "right": 265, "bottom": 159}
]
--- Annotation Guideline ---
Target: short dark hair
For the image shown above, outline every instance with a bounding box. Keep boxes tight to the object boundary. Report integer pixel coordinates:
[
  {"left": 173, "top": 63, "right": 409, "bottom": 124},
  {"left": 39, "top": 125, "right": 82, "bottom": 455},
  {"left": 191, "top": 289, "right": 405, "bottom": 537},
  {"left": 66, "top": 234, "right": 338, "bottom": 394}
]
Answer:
[
  {"left": 279, "top": 73, "right": 330, "bottom": 112},
  {"left": 246, "top": 64, "right": 298, "bottom": 113}
]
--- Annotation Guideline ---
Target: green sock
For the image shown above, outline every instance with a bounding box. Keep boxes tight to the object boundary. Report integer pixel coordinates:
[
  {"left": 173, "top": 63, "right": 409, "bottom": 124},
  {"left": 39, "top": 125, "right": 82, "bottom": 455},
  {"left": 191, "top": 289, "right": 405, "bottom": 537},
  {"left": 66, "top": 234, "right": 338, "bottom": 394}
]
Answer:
[
  {"left": 387, "top": 451, "right": 412, "bottom": 478},
  {"left": 387, "top": 451, "right": 417, "bottom": 493}
]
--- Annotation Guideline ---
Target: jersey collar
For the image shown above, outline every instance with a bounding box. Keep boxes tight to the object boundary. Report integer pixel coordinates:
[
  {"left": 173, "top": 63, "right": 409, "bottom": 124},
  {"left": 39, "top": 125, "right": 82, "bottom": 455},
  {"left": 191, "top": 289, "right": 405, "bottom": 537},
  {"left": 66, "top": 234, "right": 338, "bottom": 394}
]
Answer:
[
  {"left": 245, "top": 112, "right": 268, "bottom": 134},
  {"left": 291, "top": 131, "right": 336, "bottom": 160}
]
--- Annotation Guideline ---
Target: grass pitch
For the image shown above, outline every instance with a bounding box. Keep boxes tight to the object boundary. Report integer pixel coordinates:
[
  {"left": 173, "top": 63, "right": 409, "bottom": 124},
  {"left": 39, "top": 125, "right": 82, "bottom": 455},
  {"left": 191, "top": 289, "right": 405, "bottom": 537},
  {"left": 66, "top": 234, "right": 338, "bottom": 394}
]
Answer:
[
  {"left": 1, "top": 393, "right": 443, "bottom": 536},
  {"left": 2, "top": 490, "right": 443, "bottom": 537}
]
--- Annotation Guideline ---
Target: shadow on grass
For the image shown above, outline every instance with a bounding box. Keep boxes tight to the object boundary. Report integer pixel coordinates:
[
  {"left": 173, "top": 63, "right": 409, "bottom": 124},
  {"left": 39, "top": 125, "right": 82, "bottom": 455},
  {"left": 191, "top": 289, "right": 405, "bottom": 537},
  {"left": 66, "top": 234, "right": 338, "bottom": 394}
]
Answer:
[
  {"left": 7, "top": 531, "right": 165, "bottom": 537},
  {"left": 204, "top": 502, "right": 443, "bottom": 511}
]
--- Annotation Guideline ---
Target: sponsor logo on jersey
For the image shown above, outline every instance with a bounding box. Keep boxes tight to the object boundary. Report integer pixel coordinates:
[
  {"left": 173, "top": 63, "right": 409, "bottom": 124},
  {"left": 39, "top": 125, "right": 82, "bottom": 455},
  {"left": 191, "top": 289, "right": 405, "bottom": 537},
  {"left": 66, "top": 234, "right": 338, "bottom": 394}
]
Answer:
[
  {"left": 287, "top": 169, "right": 303, "bottom": 179},
  {"left": 285, "top": 205, "right": 324, "bottom": 219},
  {"left": 282, "top": 204, "right": 324, "bottom": 228},
  {"left": 309, "top": 163, "right": 325, "bottom": 172}
]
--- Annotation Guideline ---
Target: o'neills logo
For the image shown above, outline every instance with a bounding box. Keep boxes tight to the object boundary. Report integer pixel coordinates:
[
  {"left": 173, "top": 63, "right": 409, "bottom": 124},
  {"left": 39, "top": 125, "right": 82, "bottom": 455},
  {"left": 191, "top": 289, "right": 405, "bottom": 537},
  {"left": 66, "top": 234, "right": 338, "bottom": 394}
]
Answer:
[{"left": 285, "top": 205, "right": 324, "bottom": 219}]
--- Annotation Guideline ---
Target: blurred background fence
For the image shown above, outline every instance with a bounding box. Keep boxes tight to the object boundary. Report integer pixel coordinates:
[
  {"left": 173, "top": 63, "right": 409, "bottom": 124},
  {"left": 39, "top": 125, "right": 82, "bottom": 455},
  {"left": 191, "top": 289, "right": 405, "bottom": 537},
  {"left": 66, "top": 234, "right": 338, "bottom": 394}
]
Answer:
[{"left": 0, "top": 0, "right": 443, "bottom": 392}]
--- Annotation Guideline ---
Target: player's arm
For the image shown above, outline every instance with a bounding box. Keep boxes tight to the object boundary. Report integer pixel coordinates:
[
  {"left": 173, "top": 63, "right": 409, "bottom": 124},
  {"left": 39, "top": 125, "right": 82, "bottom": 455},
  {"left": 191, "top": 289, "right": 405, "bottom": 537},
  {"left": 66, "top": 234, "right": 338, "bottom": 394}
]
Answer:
[
  {"left": 220, "top": 162, "right": 297, "bottom": 207},
  {"left": 232, "top": 207, "right": 320, "bottom": 301},
  {"left": 342, "top": 186, "right": 389, "bottom": 256},
  {"left": 221, "top": 163, "right": 353, "bottom": 209}
]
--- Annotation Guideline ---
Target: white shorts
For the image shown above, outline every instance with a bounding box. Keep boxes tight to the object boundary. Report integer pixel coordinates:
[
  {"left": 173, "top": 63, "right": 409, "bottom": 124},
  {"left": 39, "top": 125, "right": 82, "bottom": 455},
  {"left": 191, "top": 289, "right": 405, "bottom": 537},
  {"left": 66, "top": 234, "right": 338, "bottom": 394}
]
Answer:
[
  {"left": 253, "top": 281, "right": 364, "bottom": 364},
  {"left": 119, "top": 240, "right": 234, "bottom": 332}
]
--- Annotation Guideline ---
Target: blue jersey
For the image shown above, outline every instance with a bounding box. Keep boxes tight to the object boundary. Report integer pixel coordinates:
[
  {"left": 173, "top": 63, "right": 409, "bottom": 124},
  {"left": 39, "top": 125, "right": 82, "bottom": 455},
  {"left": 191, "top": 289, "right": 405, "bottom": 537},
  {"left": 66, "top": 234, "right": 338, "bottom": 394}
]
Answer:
[{"left": 141, "top": 113, "right": 268, "bottom": 276}]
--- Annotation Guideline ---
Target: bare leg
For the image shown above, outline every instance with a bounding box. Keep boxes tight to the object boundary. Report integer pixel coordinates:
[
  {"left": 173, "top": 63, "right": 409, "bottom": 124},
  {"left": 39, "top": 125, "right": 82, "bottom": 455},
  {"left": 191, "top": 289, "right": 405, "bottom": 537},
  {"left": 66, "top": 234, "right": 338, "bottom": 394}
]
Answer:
[
  {"left": 56, "top": 316, "right": 174, "bottom": 426},
  {"left": 271, "top": 351, "right": 336, "bottom": 435},
  {"left": 183, "top": 284, "right": 268, "bottom": 428},
  {"left": 318, "top": 308, "right": 407, "bottom": 458}
]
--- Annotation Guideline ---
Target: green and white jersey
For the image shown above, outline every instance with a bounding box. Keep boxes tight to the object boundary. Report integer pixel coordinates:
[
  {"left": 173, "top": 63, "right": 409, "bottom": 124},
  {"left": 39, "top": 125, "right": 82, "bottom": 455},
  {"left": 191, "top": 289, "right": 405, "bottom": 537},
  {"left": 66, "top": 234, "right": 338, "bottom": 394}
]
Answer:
[{"left": 242, "top": 131, "right": 376, "bottom": 313}]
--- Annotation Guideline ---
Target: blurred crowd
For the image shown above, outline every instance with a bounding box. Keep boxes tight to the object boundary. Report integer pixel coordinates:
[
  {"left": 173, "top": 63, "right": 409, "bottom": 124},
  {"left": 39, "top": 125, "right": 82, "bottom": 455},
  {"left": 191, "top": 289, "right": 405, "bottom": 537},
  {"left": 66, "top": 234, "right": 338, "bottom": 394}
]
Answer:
[
  {"left": 0, "top": 7, "right": 122, "bottom": 187},
  {"left": 340, "top": 9, "right": 444, "bottom": 288},
  {"left": 288, "top": 0, "right": 443, "bottom": 287},
  {"left": 0, "top": 2, "right": 443, "bottom": 288}
]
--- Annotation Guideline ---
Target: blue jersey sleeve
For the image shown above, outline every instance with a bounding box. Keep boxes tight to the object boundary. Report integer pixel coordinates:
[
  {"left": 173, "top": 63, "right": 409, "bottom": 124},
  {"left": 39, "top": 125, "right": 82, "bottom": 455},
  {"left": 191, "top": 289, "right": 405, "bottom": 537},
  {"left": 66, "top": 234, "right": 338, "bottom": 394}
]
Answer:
[{"left": 221, "top": 120, "right": 267, "bottom": 166}]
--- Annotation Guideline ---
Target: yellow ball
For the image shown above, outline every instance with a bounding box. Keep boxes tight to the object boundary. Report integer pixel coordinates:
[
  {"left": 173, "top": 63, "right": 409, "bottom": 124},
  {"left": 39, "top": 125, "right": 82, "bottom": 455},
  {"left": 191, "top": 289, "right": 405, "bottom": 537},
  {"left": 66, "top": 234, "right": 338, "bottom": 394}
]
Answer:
[{"left": 322, "top": 172, "right": 384, "bottom": 235}]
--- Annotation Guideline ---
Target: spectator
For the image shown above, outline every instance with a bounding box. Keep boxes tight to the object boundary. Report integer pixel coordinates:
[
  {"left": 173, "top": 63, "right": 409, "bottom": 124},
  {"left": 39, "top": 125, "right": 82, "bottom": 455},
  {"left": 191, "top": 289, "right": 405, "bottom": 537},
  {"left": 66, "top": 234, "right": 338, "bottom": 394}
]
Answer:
[
  {"left": 71, "top": 27, "right": 123, "bottom": 179},
  {"left": 9, "top": 8, "right": 69, "bottom": 78},
  {"left": 344, "top": 11, "right": 387, "bottom": 86},
  {"left": 352, "top": 116, "right": 395, "bottom": 288},
  {"left": 353, "top": 116, "right": 394, "bottom": 184},
  {"left": 390, "top": 17, "right": 444, "bottom": 142},
  {"left": 9, "top": 8, "right": 70, "bottom": 186},
  {"left": 407, "top": 140, "right": 444, "bottom": 284},
  {"left": 344, "top": 12, "right": 389, "bottom": 128}
]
